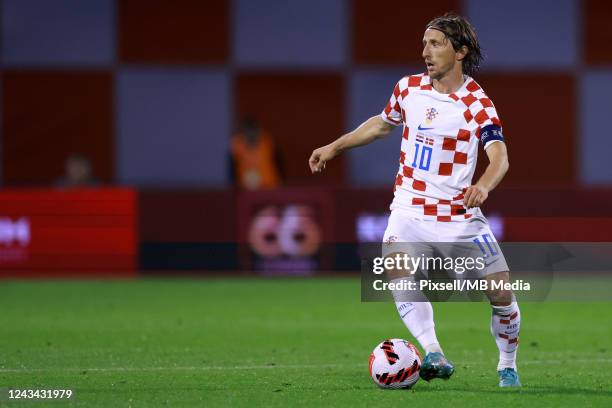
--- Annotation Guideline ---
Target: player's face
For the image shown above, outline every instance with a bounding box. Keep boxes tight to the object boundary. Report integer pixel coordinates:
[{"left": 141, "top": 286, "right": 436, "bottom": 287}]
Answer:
[{"left": 422, "top": 29, "right": 457, "bottom": 80}]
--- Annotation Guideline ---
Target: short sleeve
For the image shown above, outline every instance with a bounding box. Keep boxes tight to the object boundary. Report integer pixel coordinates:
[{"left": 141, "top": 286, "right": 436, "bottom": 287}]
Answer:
[
  {"left": 380, "top": 81, "right": 403, "bottom": 126},
  {"left": 474, "top": 97, "right": 504, "bottom": 149}
]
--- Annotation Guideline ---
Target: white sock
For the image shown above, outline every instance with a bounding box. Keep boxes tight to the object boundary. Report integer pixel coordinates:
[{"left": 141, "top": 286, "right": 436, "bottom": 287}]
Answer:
[
  {"left": 490, "top": 302, "right": 520, "bottom": 371},
  {"left": 391, "top": 278, "right": 443, "bottom": 355}
]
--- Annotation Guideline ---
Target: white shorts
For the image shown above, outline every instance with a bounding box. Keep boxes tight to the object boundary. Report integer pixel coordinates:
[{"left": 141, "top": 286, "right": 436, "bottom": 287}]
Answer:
[{"left": 382, "top": 207, "right": 509, "bottom": 277}]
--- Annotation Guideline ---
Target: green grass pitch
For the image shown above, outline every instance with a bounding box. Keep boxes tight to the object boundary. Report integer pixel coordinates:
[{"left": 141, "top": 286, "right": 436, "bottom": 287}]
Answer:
[{"left": 0, "top": 278, "right": 611, "bottom": 407}]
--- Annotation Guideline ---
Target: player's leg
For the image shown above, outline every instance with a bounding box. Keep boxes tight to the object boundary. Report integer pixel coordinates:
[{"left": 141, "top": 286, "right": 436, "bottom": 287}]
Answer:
[
  {"left": 465, "top": 218, "right": 521, "bottom": 387},
  {"left": 439, "top": 216, "right": 520, "bottom": 386},
  {"left": 382, "top": 212, "right": 453, "bottom": 381},
  {"left": 385, "top": 253, "right": 442, "bottom": 355},
  {"left": 484, "top": 271, "right": 521, "bottom": 387},
  {"left": 386, "top": 258, "right": 455, "bottom": 381}
]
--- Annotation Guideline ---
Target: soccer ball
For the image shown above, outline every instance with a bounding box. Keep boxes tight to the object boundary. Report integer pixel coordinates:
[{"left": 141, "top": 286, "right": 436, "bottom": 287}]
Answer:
[{"left": 369, "top": 338, "right": 421, "bottom": 389}]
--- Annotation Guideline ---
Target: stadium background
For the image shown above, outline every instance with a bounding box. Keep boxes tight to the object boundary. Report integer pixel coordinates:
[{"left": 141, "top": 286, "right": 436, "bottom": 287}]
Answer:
[
  {"left": 1, "top": 2, "right": 611, "bottom": 407},
  {"left": 0, "top": 0, "right": 611, "bottom": 275}
]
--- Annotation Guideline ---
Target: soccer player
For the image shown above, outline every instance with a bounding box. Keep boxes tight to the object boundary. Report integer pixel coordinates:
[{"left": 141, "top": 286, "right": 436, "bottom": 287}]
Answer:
[{"left": 308, "top": 14, "right": 521, "bottom": 387}]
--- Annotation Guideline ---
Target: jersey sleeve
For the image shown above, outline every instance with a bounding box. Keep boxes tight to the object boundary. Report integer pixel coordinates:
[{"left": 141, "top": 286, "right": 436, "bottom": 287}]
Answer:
[
  {"left": 475, "top": 97, "right": 504, "bottom": 150},
  {"left": 380, "top": 81, "right": 403, "bottom": 126}
]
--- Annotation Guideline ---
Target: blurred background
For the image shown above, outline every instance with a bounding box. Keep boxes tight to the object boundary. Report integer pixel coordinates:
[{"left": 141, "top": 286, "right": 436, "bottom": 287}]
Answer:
[{"left": 0, "top": 0, "right": 611, "bottom": 277}]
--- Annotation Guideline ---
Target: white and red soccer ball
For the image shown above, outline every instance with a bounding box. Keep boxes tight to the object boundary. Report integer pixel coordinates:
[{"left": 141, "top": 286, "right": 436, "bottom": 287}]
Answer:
[{"left": 369, "top": 339, "right": 422, "bottom": 389}]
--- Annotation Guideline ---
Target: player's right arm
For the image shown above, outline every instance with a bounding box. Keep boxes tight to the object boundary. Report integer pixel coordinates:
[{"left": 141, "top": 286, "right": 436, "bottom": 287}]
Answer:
[{"left": 308, "top": 116, "right": 395, "bottom": 173}]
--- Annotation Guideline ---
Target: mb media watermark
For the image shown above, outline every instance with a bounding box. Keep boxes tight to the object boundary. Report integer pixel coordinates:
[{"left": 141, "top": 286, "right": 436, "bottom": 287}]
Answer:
[
  {"left": 373, "top": 278, "right": 531, "bottom": 292},
  {"left": 361, "top": 242, "right": 612, "bottom": 302},
  {"left": 357, "top": 242, "right": 600, "bottom": 302}
]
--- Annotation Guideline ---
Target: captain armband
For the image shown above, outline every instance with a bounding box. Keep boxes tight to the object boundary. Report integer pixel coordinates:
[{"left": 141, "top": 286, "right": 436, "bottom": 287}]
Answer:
[{"left": 480, "top": 124, "right": 504, "bottom": 149}]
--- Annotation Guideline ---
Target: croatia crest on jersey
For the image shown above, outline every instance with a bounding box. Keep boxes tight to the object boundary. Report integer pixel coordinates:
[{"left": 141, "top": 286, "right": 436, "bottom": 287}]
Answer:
[{"left": 424, "top": 107, "right": 438, "bottom": 124}]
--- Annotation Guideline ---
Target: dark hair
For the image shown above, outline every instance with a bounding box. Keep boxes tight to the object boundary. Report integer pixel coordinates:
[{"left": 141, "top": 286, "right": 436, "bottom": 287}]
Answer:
[{"left": 426, "top": 13, "right": 483, "bottom": 77}]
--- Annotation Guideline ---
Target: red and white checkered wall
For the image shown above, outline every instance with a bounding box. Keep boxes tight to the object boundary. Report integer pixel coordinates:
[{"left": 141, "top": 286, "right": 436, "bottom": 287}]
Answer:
[{"left": 1, "top": 0, "right": 611, "bottom": 187}]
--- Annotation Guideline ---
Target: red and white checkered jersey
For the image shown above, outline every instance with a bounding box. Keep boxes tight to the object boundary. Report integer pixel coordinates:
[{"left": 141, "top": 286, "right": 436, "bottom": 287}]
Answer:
[{"left": 380, "top": 73, "right": 503, "bottom": 222}]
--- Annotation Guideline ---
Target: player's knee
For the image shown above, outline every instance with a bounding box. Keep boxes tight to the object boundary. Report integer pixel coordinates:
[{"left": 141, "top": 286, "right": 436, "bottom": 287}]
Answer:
[
  {"left": 484, "top": 271, "right": 512, "bottom": 304},
  {"left": 383, "top": 252, "right": 416, "bottom": 281},
  {"left": 486, "top": 288, "right": 512, "bottom": 305},
  {"left": 386, "top": 267, "right": 411, "bottom": 281}
]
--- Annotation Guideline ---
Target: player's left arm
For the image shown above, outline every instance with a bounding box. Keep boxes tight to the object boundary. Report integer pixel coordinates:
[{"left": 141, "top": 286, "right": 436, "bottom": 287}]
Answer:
[{"left": 464, "top": 141, "right": 509, "bottom": 208}]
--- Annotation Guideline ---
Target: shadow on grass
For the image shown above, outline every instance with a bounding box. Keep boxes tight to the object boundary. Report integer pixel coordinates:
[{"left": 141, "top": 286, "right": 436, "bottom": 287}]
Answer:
[
  {"left": 414, "top": 384, "right": 612, "bottom": 398},
  {"left": 190, "top": 382, "right": 612, "bottom": 398}
]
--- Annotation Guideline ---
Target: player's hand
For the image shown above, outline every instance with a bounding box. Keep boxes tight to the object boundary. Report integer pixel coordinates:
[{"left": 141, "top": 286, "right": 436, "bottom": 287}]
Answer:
[
  {"left": 463, "top": 185, "right": 488, "bottom": 208},
  {"left": 308, "top": 144, "right": 337, "bottom": 173}
]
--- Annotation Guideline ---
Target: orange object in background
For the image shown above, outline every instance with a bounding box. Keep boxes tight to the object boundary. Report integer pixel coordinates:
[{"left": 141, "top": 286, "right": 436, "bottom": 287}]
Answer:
[{"left": 231, "top": 119, "right": 281, "bottom": 189}]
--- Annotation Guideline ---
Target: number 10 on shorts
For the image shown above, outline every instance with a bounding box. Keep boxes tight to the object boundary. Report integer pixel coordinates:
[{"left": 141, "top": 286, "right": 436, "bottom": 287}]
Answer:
[{"left": 473, "top": 234, "right": 499, "bottom": 258}]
